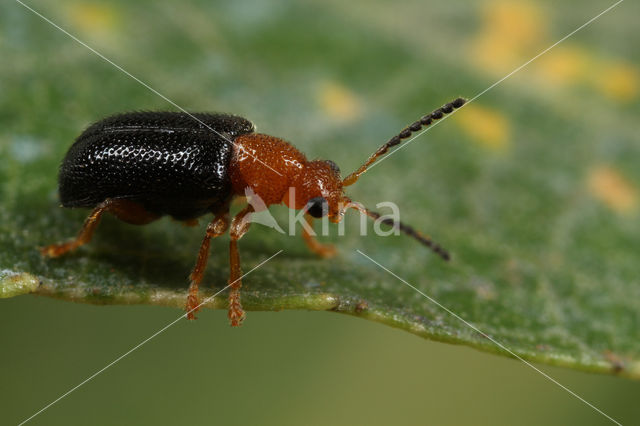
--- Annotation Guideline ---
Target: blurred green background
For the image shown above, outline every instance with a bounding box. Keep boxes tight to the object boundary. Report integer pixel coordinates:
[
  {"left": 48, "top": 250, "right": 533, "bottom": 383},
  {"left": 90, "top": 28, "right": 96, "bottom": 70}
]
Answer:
[{"left": 1, "top": 0, "right": 639, "bottom": 424}]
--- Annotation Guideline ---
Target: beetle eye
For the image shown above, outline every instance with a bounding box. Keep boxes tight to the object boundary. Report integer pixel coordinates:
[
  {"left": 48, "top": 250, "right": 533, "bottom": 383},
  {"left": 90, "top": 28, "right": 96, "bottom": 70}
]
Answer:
[
  {"left": 306, "top": 196, "right": 328, "bottom": 218},
  {"left": 325, "top": 160, "right": 340, "bottom": 174}
]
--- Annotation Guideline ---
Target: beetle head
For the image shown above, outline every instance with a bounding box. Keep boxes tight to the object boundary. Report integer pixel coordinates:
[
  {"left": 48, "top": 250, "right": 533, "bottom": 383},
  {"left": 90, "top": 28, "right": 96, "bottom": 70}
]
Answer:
[{"left": 283, "top": 159, "right": 346, "bottom": 220}]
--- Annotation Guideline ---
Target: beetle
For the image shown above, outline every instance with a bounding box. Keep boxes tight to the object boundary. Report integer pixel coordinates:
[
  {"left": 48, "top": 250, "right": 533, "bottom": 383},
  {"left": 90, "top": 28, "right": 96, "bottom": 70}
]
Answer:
[{"left": 41, "top": 97, "right": 466, "bottom": 326}]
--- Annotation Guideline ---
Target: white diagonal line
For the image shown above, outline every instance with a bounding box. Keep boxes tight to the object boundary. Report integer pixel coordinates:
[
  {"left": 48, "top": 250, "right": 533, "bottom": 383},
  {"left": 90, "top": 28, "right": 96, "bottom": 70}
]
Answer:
[
  {"left": 18, "top": 250, "right": 283, "bottom": 426},
  {"left": 367, "top": 0, "right": 624, "bottom": 172},
  {"left": 357, "top": 249, "right": 622, "bottom": 426},
  {"left": 14, "top": 0, "right": 283, "bottom": 177}
]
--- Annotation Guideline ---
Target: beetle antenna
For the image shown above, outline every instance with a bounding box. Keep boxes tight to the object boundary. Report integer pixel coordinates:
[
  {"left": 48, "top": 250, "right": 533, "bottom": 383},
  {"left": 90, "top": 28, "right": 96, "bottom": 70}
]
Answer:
[
  {"left": 342, "top": 97, "right": 466, "bottom": 187},
  {"left": 347, "top": 202, "right": 450, "bottom": 261}
]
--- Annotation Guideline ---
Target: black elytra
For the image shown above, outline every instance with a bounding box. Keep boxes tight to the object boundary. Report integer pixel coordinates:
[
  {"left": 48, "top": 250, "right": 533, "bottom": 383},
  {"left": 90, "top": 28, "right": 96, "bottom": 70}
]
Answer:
[{"left": 58, "top": 111, "right": 255, "bottom": 221}]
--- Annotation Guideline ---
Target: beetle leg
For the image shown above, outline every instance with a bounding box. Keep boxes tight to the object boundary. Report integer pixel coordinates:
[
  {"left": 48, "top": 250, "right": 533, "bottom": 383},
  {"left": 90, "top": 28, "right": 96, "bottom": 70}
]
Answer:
[
  {"left": 40, "top": 199, "right": 113, "bottom": 258},
  {"left": 41, "top": 198, "right": 159, "bottom": 258},
  {"left": 186, "top": 213, "right": 230, "bottom": 320},
  {"left": 301, "top": 214, "right": 336, "bottom": 258},
  {"left": 228, "top": 205, "right": 254, "bottom": 327}
]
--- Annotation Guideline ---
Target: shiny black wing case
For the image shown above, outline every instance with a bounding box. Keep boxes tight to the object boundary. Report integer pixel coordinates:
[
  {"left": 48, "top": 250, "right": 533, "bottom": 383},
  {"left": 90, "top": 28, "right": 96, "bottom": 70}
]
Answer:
[{"left": 58, "top": 112, "right": 255, "bottom": 220}]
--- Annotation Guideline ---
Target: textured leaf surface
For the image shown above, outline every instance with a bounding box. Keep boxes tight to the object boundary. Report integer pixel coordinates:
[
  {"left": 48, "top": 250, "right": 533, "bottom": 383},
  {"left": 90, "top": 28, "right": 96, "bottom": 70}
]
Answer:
[{"left": 1, "top": 0, "right": 639, "bottom": 379}]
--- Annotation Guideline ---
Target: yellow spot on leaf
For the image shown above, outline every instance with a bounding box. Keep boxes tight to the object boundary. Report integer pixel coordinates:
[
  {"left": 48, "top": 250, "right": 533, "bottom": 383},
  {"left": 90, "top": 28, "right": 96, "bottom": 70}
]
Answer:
[
  {"left": 536, "top": 45, "right": 589, "bottom": 86},
  {"left": 455, "top": 104, "right": 510, "bottom": 151},
  {"left": 471, "top": 0, "right": 637, "bottom": 105},
  {"left": 471, "top": 1, "right": 546, "bottom": 73},
  {"left": 482, "top": 1, "right": 545, "bottom": 45},
  {"left": 592, "top": 62, "right": 639, "bottom": 103},
  {"left": 316, "top": 81, "right": 362, "bottom": 123},
  {"left": 588, "top": 166, "right": 638, "bottom": 213},
  {"left": 68, "top": 3, "right": 118, "bottom": 35}
]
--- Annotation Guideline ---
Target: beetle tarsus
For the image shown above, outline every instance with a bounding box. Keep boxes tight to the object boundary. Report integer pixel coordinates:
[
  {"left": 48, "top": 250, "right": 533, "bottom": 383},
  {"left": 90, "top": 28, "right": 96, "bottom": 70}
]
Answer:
[
  {"left": 185, "top": 281, "right": 201, "bottom": 320},
  {"left": 228, "top": 286, "right": 245, "bottom": 327},
  {"left": 40, "top": 241, "right": 76, "bottom": 258}
]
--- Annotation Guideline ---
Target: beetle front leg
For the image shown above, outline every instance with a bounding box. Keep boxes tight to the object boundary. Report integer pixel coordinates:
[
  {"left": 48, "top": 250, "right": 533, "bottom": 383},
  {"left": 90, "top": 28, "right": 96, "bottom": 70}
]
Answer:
[
  {"left": 186, "top": 213, "right": 230, "bottom": 320},
  {"left": 228, "top": 205, "right": 254, "bottom": 327},
  {"left": 301, "top": 214, "right": 336, "bottom": 258}
]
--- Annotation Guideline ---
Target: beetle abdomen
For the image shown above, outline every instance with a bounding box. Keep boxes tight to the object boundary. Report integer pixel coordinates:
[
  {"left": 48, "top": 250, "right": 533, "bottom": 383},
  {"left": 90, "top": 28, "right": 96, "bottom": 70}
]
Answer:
[{"left": 59, "top": 112, "right": 255, "bottom": 220}]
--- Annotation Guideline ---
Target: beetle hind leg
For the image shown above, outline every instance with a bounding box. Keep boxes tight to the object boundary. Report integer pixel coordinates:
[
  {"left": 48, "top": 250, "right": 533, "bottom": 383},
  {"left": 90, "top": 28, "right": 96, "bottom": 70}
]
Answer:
[
  {"left": 41, "top": 199, "right": 111, "bottom": 258},
  {"left": 186, "top": 213, "right": 230, "bottom": 320},
  {"left": 41, "top": 198, "right": 159, "bottom": 258}
]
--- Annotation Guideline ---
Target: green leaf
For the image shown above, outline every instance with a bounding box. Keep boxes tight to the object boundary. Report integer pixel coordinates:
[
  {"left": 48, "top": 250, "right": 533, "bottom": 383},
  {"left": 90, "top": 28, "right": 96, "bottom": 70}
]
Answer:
[{"left": 2, "top": 0, "right": 639, "bottom": 380}]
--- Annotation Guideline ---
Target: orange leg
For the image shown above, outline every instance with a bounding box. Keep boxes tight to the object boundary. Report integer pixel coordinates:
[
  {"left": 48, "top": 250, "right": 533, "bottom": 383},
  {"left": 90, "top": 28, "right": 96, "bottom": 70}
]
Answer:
[
  {"left": 228, "top": 205, "right": 254, "bottom": 327},
  {"left": 41, "top": 199, "right": 111, "bottom": 258},
  {"left": 185, "top": 213, "right": 230, "bottom": 320},
  {"left": 302, "top": 214, "right": 336, "bottom": 258},
  {"left": 41, "top": 198, "right": 159, "bottom": 258}
]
